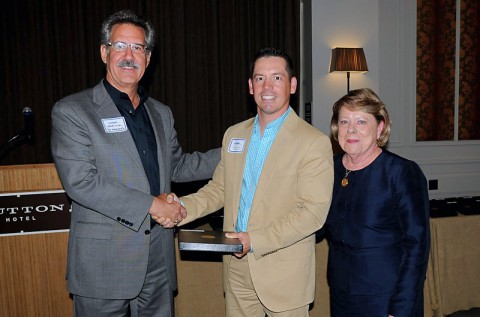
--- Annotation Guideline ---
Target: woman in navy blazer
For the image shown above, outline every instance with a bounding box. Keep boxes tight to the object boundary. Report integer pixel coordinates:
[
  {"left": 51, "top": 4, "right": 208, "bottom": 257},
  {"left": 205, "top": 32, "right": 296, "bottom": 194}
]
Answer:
[{"left": 321, "top": 88, "right": 430, "bottom": 317}]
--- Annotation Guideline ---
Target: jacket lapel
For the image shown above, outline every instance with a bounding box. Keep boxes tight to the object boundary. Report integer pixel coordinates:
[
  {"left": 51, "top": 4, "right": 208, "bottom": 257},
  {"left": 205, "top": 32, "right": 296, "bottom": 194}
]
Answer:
[
  {"left": 93, "top": 82, "right": 146, "bottom": 177},
  {"left": 144, "top": 101, "right": 166, "bottom": 192},
  {"left": 230, "top": 119, "right": 254, "bottom": 224}
]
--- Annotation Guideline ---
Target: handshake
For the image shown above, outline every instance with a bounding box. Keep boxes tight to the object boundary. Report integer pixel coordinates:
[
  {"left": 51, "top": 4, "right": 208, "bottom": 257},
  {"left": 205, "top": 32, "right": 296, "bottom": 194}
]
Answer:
[
  {"left": 150, "top": 193, "right": 251, "bottom": 257},
  {"left": 149, "top": 193, "right": 185, "bottom": 228}
]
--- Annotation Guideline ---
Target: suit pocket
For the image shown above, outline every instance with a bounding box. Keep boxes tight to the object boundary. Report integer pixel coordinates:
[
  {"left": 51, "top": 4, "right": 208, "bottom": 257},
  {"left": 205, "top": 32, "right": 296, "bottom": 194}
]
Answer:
[{"left": 75, "top": 221, "right": 113, "bottom": 240}]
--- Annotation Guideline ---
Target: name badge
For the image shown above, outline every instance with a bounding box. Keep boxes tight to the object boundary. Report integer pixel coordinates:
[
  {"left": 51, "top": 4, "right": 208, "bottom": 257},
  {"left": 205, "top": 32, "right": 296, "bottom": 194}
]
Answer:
[
  {"left": 102, "top": 117, "right": 128, "bottom": 133},
  {"left": 228, "top": 138, "right": 246, "bottom": 153}
]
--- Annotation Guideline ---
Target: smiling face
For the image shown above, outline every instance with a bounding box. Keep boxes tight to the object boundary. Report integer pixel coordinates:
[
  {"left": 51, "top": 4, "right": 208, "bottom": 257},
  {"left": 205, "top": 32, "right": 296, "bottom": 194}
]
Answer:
[
  {"left": 100, "top": 23, "right": 151, "bottom": 93},
  {"left": 248, "top": 56, "right": 297, "bottom": 122},
  {"left": 337, "top": 107, "right": 384, "bottom": 159}
]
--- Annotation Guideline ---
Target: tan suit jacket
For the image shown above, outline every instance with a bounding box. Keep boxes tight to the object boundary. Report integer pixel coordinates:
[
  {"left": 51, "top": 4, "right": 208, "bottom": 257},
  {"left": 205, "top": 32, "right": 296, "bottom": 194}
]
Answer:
[{"left": 181, "top": 110, "right": 333, "bottom": 312}]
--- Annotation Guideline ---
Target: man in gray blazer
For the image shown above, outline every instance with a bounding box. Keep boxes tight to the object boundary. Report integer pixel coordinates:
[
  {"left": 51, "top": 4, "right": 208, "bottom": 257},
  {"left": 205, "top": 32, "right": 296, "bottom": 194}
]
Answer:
[{"left": 51, "top": 10, "right": 220, "bottom": 316}]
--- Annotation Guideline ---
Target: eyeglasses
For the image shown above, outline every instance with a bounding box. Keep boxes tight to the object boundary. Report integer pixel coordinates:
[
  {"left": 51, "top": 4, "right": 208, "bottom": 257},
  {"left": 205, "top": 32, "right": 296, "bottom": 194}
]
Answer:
[{"left": 107, "top": 41, "right": 148, "bottom": 54}]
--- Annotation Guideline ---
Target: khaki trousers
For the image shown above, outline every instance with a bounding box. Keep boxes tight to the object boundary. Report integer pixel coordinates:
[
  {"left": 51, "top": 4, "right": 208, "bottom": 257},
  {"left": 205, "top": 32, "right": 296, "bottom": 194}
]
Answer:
[{"left": 225, "top": 255, "right": 309, "bottom": 317}]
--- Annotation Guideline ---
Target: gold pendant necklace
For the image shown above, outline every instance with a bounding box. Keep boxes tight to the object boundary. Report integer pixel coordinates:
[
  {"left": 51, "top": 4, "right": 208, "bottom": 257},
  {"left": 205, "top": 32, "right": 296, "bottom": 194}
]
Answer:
[{"left": 341, "top": 169, "right": 352, "bottom": 187}]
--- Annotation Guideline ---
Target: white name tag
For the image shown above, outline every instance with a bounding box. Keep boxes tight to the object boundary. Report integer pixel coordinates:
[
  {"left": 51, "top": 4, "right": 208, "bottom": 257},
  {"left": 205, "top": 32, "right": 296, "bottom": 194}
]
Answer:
[
  {"left": 228, "top": 138, "right": 246, "bottom": 153},
  {"left": 102, "top": 117, "right": 128, "bottom": 133}
]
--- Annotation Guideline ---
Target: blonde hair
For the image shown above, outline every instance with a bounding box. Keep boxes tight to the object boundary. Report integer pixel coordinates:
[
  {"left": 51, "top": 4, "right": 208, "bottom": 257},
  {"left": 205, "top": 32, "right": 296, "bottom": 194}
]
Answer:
[{"left": 330, "top": 88, "right": 391, "bottom": 147}]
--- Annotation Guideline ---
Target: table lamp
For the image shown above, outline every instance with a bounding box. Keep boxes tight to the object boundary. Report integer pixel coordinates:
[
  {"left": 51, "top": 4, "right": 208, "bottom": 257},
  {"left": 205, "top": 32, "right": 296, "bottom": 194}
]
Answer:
[{"left": 329, "top": 47, "right": 368, "bottom": 93}]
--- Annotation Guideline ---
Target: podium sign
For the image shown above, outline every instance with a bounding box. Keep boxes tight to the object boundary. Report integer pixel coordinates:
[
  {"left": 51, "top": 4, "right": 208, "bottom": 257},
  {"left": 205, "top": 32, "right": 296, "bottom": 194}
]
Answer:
[{"left": 0, "top": 190, "right": 71, "bottom": 236}]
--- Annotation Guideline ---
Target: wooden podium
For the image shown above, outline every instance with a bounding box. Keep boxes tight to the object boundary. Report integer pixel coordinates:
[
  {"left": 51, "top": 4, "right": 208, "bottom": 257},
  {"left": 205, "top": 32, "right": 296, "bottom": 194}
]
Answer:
[{"left": 0, "top": 164, "right": 72, "bottom": 317}]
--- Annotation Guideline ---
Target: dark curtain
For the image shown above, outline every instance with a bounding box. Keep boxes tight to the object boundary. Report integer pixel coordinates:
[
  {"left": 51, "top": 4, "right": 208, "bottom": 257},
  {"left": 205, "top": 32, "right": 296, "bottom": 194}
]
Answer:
[
  {"left": 416, "top": 0, "right": 480, "bottom": 141},
  {"left": 0, "top": 0, "right": 300, "bottom": 165},
  {"left": 459, "top": 0, "right": 480, "bottom": 140},
  {"left": 416, "top": 0, "right": 456, "bottom": 141}
]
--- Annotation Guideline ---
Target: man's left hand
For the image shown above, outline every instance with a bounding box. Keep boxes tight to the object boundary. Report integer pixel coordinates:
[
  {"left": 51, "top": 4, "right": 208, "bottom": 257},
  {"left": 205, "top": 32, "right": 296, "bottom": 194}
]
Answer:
[{"left": 225, "top": 232, "right": 251, "bottom": 258}]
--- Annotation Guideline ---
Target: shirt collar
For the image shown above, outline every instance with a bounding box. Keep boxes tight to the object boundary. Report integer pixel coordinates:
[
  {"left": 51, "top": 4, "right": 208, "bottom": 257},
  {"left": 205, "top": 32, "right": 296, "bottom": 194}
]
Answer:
[
  {"left": 253, "top": 106, "right": 291, "bottom": 133},
  {"left": 103, "top": 79, "right": 148, "bottom": 111}
]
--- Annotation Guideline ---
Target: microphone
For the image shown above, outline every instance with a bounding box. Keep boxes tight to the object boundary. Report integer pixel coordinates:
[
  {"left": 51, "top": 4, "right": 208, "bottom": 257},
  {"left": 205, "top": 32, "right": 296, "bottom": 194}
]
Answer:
[
  {"left": 0, "top": 107, "right": 34, "bottom": 160},
  {"left": 22, "top": 107, "right": 34, "bottom": 144}
]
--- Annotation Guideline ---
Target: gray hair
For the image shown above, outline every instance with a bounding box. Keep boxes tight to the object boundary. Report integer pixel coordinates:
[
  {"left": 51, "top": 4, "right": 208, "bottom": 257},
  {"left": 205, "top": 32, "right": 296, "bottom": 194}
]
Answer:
[{"left": 100, "top": 10, "right": 155, "bottom": 52}]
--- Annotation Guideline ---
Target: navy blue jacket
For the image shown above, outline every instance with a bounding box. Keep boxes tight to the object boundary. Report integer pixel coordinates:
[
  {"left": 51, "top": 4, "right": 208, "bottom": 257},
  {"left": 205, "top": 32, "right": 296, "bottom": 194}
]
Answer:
[{"left": 322, "top": 150, "right": 430, "bottom": 317}]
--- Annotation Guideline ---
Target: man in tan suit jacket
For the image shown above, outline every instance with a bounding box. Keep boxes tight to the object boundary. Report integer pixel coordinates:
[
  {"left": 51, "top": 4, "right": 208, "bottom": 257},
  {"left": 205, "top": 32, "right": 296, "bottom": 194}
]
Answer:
[{"left": 177, "top": 48, "right": 333, "bottom": 317}]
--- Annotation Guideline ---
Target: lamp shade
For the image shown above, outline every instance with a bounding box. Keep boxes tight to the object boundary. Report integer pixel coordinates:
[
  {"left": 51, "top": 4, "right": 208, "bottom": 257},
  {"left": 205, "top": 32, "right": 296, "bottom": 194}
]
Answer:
[{"left": 329, "top": 48, "right": 368, "bottom": 73}]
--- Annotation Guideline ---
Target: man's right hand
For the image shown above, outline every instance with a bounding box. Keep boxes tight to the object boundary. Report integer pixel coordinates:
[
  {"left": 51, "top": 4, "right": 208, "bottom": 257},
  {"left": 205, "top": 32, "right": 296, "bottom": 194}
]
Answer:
[
  {"left": 166, "top": 192, "right": 187, "bottom": 219},
  {"left": 149, "top": 193, "right": 186, "bottom": 228}
]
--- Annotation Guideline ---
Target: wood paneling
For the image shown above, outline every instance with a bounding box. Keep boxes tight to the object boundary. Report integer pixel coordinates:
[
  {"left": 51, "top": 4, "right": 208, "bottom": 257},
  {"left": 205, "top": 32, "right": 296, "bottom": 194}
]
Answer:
[
  {"left": 0, "top": 164, "right": 72, "bottom": 316},
  {"left": 0, "top": 163, "right": 63, "bottom": 193},
  {"left": 0, "top": 233, "right": 71, "bottom": 316}
]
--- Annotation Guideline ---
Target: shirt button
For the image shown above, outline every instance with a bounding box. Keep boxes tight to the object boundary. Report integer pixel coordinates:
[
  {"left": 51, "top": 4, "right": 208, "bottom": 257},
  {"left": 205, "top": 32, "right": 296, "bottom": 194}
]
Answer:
[
  {"left": 142, "top": 150, "right": 146, "bottom": 154},
  {"left": 145, "top": 230, "right": 151, "bottom": 235}
]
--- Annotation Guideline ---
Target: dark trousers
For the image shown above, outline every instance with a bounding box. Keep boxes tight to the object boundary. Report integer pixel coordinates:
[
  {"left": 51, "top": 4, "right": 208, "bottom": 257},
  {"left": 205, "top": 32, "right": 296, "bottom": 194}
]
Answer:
[{"left": 73, "top": 225, "right": 174, "bottom": 317}]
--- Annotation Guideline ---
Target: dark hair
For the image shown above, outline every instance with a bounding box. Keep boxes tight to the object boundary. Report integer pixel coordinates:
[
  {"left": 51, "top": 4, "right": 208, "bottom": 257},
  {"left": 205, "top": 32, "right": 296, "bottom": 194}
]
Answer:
[
  {"left": 249, "top": 48, "right": 294, "bottom": 79},
  {"left": 100, "top": 10, "right": 155, "bottom": 52},
  {"left": 330, "top": 88, "right": 391, "bottom": 147}
]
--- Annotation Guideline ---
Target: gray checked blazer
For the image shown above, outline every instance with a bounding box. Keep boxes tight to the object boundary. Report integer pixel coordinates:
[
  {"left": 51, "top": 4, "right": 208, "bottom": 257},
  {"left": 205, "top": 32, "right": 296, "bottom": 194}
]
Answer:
[{"left": 51, "top": 80, "right": 220, "bottom": 299}]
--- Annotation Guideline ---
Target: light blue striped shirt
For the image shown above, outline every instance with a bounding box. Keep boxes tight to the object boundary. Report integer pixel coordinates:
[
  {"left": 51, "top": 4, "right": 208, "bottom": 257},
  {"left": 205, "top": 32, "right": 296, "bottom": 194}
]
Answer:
[{"left": 235, "top": 107, "right": 291, "bottom": 232}]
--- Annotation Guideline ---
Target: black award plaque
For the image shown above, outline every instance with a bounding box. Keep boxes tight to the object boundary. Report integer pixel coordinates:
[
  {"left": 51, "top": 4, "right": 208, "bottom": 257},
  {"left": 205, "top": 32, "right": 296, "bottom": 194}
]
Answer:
[{"left": 178, "top": 229, "right": 243, "bottom": 253}]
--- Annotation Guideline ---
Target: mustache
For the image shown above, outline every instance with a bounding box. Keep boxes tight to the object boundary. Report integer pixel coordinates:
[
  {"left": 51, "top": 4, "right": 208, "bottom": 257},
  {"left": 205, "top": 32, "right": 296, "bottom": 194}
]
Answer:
[{"left": 117, "top": 60, "right": 139, "bottom": 69}]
